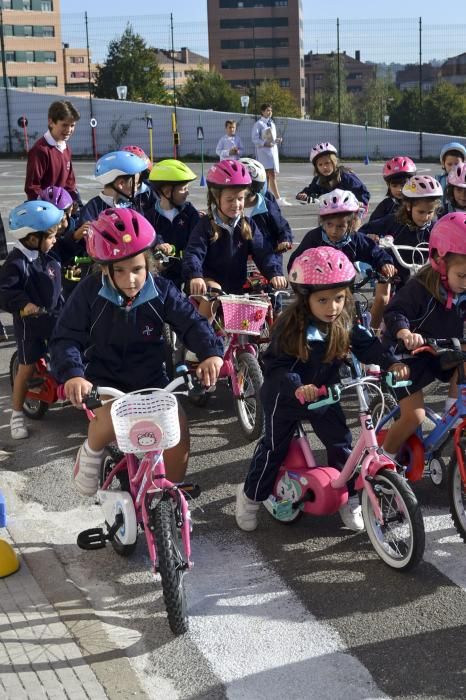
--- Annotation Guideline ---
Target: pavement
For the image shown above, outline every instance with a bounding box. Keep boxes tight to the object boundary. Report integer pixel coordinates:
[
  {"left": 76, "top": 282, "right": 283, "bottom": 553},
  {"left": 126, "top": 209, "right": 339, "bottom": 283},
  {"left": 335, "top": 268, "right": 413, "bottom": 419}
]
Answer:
[{"left": 1, "top": 158, "right": 460, "bottom": 700}]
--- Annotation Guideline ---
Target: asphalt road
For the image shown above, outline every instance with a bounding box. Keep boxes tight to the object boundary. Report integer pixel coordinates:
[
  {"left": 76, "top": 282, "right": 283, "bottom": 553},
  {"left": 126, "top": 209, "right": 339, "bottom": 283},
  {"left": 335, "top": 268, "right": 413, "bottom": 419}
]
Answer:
[{"left": 1, "top": 159, "right": 466, "bottom": 700}]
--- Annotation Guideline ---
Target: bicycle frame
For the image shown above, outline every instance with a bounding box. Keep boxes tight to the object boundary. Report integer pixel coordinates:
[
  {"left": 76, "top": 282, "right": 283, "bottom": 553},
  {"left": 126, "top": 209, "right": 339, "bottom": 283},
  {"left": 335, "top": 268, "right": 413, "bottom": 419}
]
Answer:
[
  {"left": 100, "top": 449, "right": 192, "bottom": 569},
  {"left": 328, "top": 380, "right": 397, "bottom": 524}
]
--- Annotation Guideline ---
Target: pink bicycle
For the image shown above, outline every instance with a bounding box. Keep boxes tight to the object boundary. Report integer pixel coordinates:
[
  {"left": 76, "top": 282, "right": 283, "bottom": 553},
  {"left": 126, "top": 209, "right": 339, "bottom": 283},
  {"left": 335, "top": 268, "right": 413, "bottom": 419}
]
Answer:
[
  {"left": 264, "top": 371, "right": 426, "bottom": 571},
  {"left": 77, "top": 368, "right": 199, "bottom": 635}
]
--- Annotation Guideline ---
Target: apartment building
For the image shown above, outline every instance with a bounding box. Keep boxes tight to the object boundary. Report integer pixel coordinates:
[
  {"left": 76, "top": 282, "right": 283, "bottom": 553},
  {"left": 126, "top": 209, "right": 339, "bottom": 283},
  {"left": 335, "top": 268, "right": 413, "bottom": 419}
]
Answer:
[
  {"left": 62, "top": 45, "right": 98, "bottom": 97},
  {"left": 207, "top": 0, "right": 305, "bottom": 114},
  {"left": 304, "top": 50, "right": 376, "bottom": 114},
  {"left": 153, "top": 47, "right": 209, "bottom": 90},
  {"left": 0, "top": 0, "right": 64, "bottom": 93}
]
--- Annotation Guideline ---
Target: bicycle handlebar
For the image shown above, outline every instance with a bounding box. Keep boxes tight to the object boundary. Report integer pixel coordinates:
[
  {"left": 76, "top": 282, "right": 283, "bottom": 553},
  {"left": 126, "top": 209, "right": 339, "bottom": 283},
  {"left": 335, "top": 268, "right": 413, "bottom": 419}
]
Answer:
[
  {"left": 303, "top": 371, "right": 411, "bottom": 411},
  {"left": 377, "top": 237, "right": 429, "bottom": 271}
]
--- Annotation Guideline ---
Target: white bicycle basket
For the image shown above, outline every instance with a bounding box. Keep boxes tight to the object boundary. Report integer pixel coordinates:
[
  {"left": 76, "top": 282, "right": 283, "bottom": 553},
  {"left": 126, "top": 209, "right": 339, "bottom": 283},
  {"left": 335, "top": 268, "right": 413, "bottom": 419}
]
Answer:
[
  {"left": 220, "top": 294, "right": 269, "bottom": 336},
  {"left": 110, "top": 389, "right": 180, "bottom": 453}
]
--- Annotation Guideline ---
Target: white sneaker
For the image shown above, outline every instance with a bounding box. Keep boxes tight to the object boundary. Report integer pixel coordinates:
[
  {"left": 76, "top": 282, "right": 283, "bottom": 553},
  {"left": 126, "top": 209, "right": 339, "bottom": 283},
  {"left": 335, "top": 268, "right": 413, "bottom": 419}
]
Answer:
[
  {"left": 10, "top": 413, "right": 28, "bottom": 440},
  {"left": 235, "top": 483, "right": 260, "bottom": 531},
  {"left": 73, "top": 442, "right": 104, "bottom": 496},
  {"left": 339, "top": 494, "right": 365, "bottom": 531},
  {"left": 277, "top": 197, "right": 292, "bottom": 207}
]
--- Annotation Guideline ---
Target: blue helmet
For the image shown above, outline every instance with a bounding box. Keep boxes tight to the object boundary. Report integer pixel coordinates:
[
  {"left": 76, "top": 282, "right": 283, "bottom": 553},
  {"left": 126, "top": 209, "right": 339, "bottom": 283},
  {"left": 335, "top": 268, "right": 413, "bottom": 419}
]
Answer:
[
  {"left": 9, "top": 200, "right": 63, "bottom": 240},
  {"left": 440, "top": 141, "right": 466, "bottom": 165},
  {"left": 95, "top": 150, "right": 148, "bottom": 185}
]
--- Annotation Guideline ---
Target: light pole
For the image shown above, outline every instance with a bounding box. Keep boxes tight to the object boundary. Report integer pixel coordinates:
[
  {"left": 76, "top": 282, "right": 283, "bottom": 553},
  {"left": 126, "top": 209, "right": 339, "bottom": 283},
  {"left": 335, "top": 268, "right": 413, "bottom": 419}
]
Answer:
[
  {"left": 116, "top": 85, "right": 128, "bottom": 100},
  {"left": 240, "top": 95, "right": 250, "bottom": 114},
  {"left": 364, "top": 115, "right": 369, "bottom": 165}
]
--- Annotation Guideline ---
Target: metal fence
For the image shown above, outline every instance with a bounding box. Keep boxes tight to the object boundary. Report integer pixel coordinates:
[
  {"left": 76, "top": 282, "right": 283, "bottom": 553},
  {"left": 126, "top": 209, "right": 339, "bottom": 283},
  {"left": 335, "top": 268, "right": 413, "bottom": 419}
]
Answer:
[{"left": 1, "top": 12, "right": 465, "bottom": 158}]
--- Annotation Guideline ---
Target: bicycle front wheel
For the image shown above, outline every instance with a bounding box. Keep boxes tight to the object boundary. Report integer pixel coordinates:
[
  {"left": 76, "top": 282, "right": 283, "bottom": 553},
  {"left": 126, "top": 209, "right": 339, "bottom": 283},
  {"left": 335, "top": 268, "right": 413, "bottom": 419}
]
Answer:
[
  {"left": 9, "top": 352, "right": 49, "bottom": 419},
  {"left": 448, "top": 452, "right": 466, "bottom": 543},
  {"left": 152, "top": 497, "right": 189, "bottom": 635},
  {"left": 234, "top": 352, "right": 264, "bottom": 441},
  {"left": 362, "top": 468, "right": 425, "bottom": 571}
]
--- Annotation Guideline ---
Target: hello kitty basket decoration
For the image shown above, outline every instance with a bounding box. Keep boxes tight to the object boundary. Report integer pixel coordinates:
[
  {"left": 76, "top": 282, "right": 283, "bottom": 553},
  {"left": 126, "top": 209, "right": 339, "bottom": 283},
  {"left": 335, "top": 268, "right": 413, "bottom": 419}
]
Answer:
[
  {"left": 220, "top": 294, "right": 269, "bottom": 336},
  {"left": 110, "top": 389, "right": 180, "bottom": 454}
]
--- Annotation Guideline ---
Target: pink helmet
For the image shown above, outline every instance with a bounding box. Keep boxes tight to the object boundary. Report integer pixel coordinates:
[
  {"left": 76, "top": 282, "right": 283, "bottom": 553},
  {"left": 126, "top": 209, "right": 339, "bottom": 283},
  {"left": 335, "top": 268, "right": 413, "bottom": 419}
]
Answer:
[
  {"left": 447, "top": 162, "right": 466, "bottom": 188},
  {"left": 319, "top": 189, "right": 359, "bottom": 216},
  {"left": 122, "top": 145, "right": 153, "bottom": 171},
  {"left": 429, "top": 213, "right": 466, "bottom": 265},
  {"left": 39, "top": 186, "right": 74, "bottom": 210},
  {"left": 310, "top": 142, "right": 338, "bottom": 165},
  {"left": 206, "top": 159, "right": 251, "bottom": 187},
  {"left": 402, "top": 175, "right": 443, "bottom": 199},
  {"left": 289, "top": 247, "right": 356, "bottom": 294},
  {"left": 383, "top": 156, "right": 416, "bottom": 181},
  {"left": 86, "top": 209, "right": 156, "bottom": 263}
]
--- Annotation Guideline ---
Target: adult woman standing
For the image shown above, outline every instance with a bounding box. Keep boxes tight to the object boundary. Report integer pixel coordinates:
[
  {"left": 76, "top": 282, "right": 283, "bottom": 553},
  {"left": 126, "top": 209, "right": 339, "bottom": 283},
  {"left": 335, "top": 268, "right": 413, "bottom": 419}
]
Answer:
[{"left": 251, "top": 103, "right": 290, "bottom": 207}]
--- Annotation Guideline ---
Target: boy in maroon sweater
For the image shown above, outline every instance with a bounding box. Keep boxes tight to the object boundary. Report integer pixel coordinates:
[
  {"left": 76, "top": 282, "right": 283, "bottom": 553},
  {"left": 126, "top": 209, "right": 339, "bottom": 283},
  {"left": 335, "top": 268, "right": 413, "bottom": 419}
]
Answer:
[{"left": 25, "top": 100, "right": 81, "bottom": 204}]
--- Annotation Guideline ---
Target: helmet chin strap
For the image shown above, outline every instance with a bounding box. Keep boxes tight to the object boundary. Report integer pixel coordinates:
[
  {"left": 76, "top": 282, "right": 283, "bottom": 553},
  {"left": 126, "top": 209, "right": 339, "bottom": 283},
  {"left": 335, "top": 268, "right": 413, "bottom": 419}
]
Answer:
[{"left": 107, "top": 264, "right": 142, "bottom": 307}]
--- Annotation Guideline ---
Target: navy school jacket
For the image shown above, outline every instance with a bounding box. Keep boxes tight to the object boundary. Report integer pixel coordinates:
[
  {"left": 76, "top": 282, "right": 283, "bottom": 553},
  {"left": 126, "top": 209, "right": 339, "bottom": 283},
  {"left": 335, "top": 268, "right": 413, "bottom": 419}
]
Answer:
[
  {"left": 143, "top": 200, "right": 200, "bottom": 254},
  {"left": 369, "top": 196, "right": 400, "bottom": 222},
  {"left": 298, "top": 170, "right": 370, "bottom": 206},
  {"left": 249, "top": 192, "right": 293, "bottom": 248},
  {"left": 286, "top": 226, "right": 392, "bottom": 274},
  {"left": 182, "top": 215, "right": 283, "bottom": 294},
  {"left": 382, "top": 277, "right": 465, "bottom": 349},
  {"left": 261, "top": 321, "right": 397, "bottom": 406},
  {"left": 50, "top": 272, "right": 224, "bottom": 391}
]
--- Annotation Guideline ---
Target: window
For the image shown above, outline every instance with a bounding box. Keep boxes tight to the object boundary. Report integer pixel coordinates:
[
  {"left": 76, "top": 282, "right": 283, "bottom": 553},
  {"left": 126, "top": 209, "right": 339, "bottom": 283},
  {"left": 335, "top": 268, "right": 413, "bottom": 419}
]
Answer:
[
  {"left": 45, "top": 76, "right": 57, "bottom": 86},
  {"left": 279, "top": 78, "right": 290, "bottom": 87},
  {"left": 3, "top": 24, "right": 13, "bottom": 35},
  {"left": 41, "top": 0, "right": 52, "bottom": 10},
  {"left": 25, "top": 50, "right": 34, "bottom": 62},
  {"left": 22, "top": 0, "right": 31, "bottom": 9},
  {"left": 70, "top": 71, "right": 88, "bottom": 79},
  {"left": 220, "top": 0, "right": 288, "bottom": 6},
  {"left": 221, "top": 58, "right": 289, "bottom": 69},
  {"left": 70, "top": 56, "right": 85, "bottom": 63},
  {"left": 2, "top": 0, "right": 12, "bottom": 8},
  {"left": 23, "top": 25, "right": 33, "bottom": 36},
  {"left": 34, "top": 25, "right": 54, "bottom": 37},
  {"left": 5, "top": 51, "right": 15, "bottom": 61},
  {"left": 221, "top": 37, "right": 288, "bottom": 49},
  {"left": 220, "top": 17, "right": 288, "bottom": 29}
]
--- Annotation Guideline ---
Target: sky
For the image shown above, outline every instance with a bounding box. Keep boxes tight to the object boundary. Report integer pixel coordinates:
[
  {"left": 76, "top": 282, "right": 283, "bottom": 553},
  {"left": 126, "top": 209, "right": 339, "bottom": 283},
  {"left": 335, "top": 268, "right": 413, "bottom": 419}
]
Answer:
[{"left": 59, "top": 0, "right": 466, "bottom": 65}]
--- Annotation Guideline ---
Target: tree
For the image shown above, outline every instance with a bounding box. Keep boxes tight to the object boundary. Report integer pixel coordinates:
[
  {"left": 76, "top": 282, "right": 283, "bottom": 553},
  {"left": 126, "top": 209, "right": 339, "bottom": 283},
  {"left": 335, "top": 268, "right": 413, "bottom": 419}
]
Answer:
[
  {"left": 177, "top": 68, "right": 241, "bottom": 112},
  {"left": 421, "top": 82, "right": 466, "bottom": 135},
  {"left": 389, "top": 88, "right": 421, "bottom": 132},
  {"left": 94, "top": 24, "right": 168, "bottom": 104},
  {"left": 355, "top": 78, "right": 399, "bottom": 128},
  {"left": 252, "top": 80, "right": 301, "bottom": 118},
  {"left": 310, "top": 55, "right": 356, "bottom": 124}
]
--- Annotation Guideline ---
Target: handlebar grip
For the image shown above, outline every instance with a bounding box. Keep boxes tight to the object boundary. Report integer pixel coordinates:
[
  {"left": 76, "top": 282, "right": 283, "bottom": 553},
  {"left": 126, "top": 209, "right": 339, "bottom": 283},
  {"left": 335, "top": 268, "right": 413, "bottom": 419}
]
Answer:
[
  {"left": 385, "top": 372, "right": 412, "bottom": 389},
  {"left": 20, "top": 306, "right": 47, "bottom": 318},
  {"left": 306, "top": 385, "right": 341, "bottom": 410}
]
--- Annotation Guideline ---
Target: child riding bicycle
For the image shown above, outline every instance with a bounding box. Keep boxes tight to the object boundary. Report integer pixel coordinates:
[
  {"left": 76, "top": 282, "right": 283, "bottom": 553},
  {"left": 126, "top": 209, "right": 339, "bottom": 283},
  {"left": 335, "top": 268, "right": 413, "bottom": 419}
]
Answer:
[{"left": 49, "top": 209, "right": 223, "bottom": 497}]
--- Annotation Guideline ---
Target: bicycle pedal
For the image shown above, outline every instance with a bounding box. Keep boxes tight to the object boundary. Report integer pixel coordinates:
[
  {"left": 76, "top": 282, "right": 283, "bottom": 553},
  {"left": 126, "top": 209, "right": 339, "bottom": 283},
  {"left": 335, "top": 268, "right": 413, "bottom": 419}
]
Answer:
[
  {"left": 178, "top": 482, "right": 201, "bottom": 499},
  {"left": 77, "top": 527, "right": 107, "bottom": 550}
]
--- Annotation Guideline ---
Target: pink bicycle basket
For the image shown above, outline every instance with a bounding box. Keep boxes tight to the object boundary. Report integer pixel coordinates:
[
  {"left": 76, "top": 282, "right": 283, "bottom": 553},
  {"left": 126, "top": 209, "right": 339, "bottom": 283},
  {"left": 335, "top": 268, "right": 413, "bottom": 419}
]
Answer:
[{"left": 220, "top": 294, "right": 269, "bottom": 335}]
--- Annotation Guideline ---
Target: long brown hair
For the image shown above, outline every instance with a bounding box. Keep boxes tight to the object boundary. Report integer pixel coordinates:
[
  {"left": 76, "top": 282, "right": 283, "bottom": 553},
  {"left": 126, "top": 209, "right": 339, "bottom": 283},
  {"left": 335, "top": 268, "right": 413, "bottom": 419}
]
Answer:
[
  {"left": 416, "top": 253, "right": 464, "bottom": 301},
  {"left": 274, "top": 288, "right": 355, "bottom": 362},
  {"left": 207, "top": 187, "right": 252, "bottom": 242}
]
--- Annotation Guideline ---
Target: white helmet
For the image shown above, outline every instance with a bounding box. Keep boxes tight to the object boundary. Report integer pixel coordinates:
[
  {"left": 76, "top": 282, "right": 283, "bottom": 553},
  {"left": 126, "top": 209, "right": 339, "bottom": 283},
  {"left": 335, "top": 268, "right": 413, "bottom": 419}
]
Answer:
[
  {"left": 239, "top": 157, "right": 267, "bottom": 183},
  {"left": 310, "top": 142, "right": 338, "bottom": 165},
  {"left": 318, "top": 189, "right": 359, "bottom": 216}
]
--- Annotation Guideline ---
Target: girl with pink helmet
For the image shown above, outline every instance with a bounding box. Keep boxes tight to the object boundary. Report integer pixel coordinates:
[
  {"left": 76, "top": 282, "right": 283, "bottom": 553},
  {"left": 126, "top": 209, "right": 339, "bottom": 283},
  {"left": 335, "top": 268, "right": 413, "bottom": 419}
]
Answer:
[
  {"left": 369, "top": 156, "right": 417, "bottom": 221},
  {"left": 381, "top": 212, "right": 466, "bottom": 461},
  {"left": 287, "top": 189, "right": 396, "bottom": 330},
  {"left": 296, "top": 141, "right": 370, "bottom": 212},
  {"left": 235, "top": 246, "right": 407, "bottom": 533},
  {"left": 49, "top": 208, "right": 224, "bottom": 498},
  {"left": 444, "top": 162, "right": 466, "bottom": 214},
  {"left": 182, "top": 159, "right": 287, "bottom": 319}
]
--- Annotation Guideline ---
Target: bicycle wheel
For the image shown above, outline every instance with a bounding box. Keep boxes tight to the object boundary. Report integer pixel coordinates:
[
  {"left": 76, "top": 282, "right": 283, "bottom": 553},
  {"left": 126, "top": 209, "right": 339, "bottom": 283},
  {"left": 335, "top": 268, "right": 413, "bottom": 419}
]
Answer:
[
  {"left": 369, "top": 393, "right": 398, "bottom": 428},
  {"left": 448, "top": 452, "right": 466, "bottom": 543},
  {"left": 152, "top": 497, "right": 189, "bottom": 635},
  {"left": 99, "top": 447, "right": 137, "bottom": 556},
  {"left": 361, "top": 468, "right": 425, "bottom": 571},
  {"left": 9, "top": 352, "right": 49, "bottom": 419},
  {"left": 162, "top": 323, "right": 179, "bottom": 381},
  {"left": 234, "top": 352, "right": 264, "bottom": 441}
]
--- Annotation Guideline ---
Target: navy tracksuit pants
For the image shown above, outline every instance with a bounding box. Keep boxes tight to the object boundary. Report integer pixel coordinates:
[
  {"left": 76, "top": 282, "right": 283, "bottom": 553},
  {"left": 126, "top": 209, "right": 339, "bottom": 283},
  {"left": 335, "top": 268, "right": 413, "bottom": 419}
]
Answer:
[{"left": 244, "top": 385, "right": 353, "bottom": 502}]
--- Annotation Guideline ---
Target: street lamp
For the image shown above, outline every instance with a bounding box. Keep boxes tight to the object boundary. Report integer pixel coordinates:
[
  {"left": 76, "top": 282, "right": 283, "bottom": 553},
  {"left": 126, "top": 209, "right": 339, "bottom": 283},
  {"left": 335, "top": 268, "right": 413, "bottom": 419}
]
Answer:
[
  {"left": 240, "top": 95, "right": 250, "bottom": 114},
  {"left": 383, "top": 114, "right": 390, "bottom": 128},
  {"left": 116, "top": 85, "right": 127, "bottom": 100}
]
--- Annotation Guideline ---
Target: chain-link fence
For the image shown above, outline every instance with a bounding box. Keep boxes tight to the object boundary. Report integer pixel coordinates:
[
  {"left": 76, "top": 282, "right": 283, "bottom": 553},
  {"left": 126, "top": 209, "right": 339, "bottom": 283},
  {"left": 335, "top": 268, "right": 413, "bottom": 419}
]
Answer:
[{"left": 1, "top": 12, "right": 465, "bottom": 159}]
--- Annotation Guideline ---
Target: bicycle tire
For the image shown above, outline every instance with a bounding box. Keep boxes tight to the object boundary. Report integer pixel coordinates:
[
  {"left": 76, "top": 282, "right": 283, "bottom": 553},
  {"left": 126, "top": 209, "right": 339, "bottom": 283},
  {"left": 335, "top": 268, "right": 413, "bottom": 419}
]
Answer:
[
  {"left": 162, "top": 323, "right": 177, "bottom": 381},
  {"left": 152, "top": 497, "right": 189, "bottom": 635},
  {"left": 9, "top": 352, "right": 49, "bottom": 419},
  {"left": 361, "top": 468, "right": 425, "bottom": 571},
  {"left": 99, "top": 447, "right": 137, "bottom": 557},
  {"left": 234, "top": 352, "right": 264, "bottom": 441},
  {"left": 447, "top": 450, "right": 466, "bottom": 543},
  {"left": 369, "top": 393, "right": 398, "bottom": 428}
]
